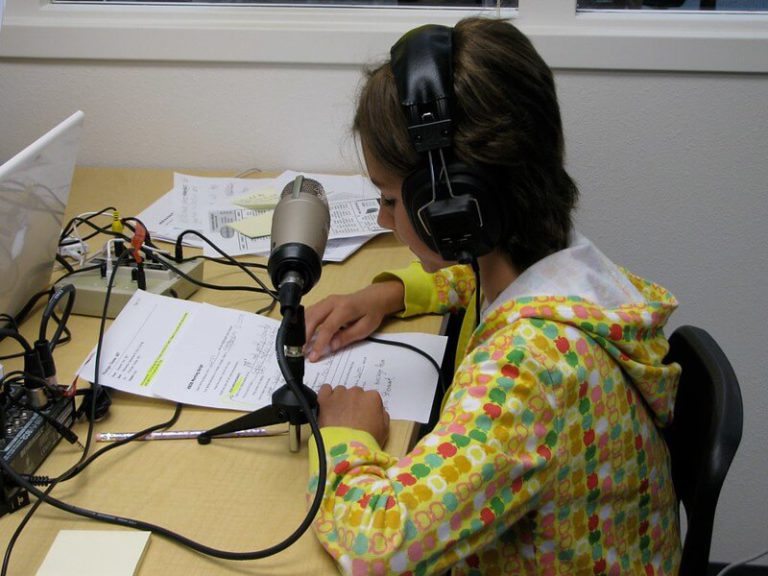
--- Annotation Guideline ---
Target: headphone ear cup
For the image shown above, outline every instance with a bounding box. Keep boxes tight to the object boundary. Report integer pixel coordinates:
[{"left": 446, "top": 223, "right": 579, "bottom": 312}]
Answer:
[
  {"left": 402, "top": 166, "right": 440, "bottom": 253},
  {"left": 401, "top": 163, "right": 502, "bottom": 261}
]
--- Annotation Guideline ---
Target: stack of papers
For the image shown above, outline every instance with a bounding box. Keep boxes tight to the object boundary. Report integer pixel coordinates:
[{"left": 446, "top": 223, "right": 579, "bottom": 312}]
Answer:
[
  {"left": 137, "top": 170, "right": 389, "bottom": 262},
  {"left": 78, "top": 291, "right": 447, "bottom": 423}
]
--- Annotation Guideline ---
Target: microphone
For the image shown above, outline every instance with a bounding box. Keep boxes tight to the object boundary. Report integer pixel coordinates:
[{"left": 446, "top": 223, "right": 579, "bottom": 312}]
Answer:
[{"left": 267, "top": 175, "right": 330, "bottom": 311}]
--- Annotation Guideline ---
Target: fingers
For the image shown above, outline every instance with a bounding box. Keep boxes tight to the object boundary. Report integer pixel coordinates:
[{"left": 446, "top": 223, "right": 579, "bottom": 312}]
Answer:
[
  {"left": 305, "top": 283, "right": 403, "bottom": 362},
  {"left": 306, "top": 299, "right": 367, "bottom": 362},
  {"left": 305, "top": 298, "right": 347, "bottom": 361},
  {"left": 316, "top": 385, "right": 390, "bottom": 447},
  {"left": 304, "top": 297, "right": 337, "bottom": 343},
  {"left": 317, "top": 383, "right": 333, "bottom": 401},
  {"left": 325, "top": 316, "right": 377, "bottom": 355}
]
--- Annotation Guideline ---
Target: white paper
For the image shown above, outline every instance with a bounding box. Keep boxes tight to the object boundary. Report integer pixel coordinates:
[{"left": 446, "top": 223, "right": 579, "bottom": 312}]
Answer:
[
  {"left": 135, "top": 189, "right": 203, "bottom": 247},
  {"left": 138, "top": 171, "right": 388, "bottom": 260},
  {"left": 323, "top": 234, "right": 379, "bottom": 263},
  {"left": 78, "top": 291, "right": 446, "bottom": 423},
  {"left": 171, "top": 172, "right": 387, "bottom": 258},
  {"left": 137, "top": 171, "right": 388, "bottom": 261},
  {"left": 174, "top": 173, "right": 273, "bottom": 230}
]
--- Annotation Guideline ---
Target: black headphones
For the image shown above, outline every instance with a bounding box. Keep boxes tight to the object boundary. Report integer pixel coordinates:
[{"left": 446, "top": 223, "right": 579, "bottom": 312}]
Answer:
[{"left": 390, "top": 24, "right": 503, "bottom": 263}]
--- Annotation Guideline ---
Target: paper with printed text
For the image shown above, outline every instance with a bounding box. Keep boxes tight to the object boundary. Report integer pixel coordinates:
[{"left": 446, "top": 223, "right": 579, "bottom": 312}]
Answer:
[{"left": 78, "top": 291, "right": 446, "bottom": 423}]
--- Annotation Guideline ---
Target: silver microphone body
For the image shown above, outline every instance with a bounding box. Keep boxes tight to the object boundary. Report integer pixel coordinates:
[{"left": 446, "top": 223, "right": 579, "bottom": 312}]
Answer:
[{"left": 268, "top": 176, "right": 330, "bottom": 305}]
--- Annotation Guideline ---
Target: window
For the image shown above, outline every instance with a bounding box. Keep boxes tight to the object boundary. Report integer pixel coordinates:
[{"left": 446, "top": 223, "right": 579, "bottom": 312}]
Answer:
[
  {"left": 2, "top": 0, "right": 767, "bottom": 72},
  {"left": 53, "top": 0, "right": 518, "bottom": 6},
  {"left": 577, "top": 0, "right": 768, "bottom": 11}
]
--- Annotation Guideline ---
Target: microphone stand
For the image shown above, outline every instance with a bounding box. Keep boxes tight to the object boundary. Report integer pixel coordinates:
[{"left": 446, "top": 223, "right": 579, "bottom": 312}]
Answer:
[{"left": 197, "top": 304, "right": 317, "bottom": 452}]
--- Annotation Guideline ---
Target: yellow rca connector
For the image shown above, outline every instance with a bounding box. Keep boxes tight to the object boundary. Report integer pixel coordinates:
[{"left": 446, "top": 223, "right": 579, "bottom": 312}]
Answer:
[{"left": 111, "top": 210, "right": 123, "bottom": 235}]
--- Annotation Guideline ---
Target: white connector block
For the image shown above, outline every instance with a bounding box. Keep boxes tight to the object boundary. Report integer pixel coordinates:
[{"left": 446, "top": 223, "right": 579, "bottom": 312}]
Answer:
[
  {"left": 56, "top": 258, "right": 205, "bottom": 318},
  {"left": 58, "top": 238, "right": 89, "bottom": 263}
]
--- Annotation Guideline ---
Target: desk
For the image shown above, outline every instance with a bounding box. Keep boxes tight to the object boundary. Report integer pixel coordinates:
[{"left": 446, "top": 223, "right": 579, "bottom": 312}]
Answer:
[{"left": 0, "top": 167, "right": 442, "bottom": 575}]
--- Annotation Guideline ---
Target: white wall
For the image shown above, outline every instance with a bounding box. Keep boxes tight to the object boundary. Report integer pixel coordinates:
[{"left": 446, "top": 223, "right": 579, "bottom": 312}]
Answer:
[{"left": 1, "top": 17, "right": 767, "bottom": 567}]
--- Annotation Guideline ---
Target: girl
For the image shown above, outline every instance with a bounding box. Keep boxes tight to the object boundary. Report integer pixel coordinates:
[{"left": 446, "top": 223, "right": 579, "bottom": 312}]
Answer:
[{"left": 305, "top": 17, "right": 681, "bottom": 575}]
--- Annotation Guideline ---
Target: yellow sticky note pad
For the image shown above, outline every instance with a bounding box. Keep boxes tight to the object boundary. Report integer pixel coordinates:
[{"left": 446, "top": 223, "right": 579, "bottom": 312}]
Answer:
[
  {"left": 36, "top": 530, "right": 151, "bottom": 576},
  {"left": 228, "top": 211, "right": 274, "bottom": 238},
  {"left": 231, "top": 187, "right": 279, "bottom": 210}
]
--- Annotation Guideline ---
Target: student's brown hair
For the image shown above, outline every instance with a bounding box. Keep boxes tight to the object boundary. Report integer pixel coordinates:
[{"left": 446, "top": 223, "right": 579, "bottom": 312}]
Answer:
[{"left": 354, "top": 17, "right": 579, "bottom": 271}]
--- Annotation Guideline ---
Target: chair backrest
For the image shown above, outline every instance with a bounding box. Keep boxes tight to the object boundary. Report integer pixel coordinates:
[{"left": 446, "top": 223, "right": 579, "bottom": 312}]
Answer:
[{"left": 662, "top": 325, "right": 744, "bottom": 576}]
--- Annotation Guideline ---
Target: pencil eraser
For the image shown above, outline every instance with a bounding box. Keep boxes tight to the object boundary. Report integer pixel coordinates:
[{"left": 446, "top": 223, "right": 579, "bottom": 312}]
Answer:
[{"left": 36, "top": 530, "right": 151, "bottom": 576}]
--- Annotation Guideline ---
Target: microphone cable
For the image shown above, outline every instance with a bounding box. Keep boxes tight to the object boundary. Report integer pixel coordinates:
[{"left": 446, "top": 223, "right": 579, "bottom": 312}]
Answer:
[
  {"left": 1, "top": 210, "right": 338, "bottom": 570},
  {"left": 364, "top": 335, "right": 445, "bottom": 395},
  {"left": 0, "top": 236, "right": 329, "bottom": 567},
  {"left": 0, "top": 402, "right": 184, "bottom": 576},
  {"left": 1, "top": 249, "right": 152, "bottom": 574},
  {"left": 173, "top": 229, "right": 276, "bottom": 297},
  {"left": 0, "top": 305, "right": 330, "bottom": 564},
  {"left": 469, "top": 256, "right": 482, "bottom": 329}
]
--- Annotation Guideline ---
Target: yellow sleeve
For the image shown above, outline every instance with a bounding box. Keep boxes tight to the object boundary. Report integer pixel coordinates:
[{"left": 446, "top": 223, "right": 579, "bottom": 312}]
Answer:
[
  {"left": 306, "top": 335, "right": 560, "bottom": 575},
  {"left": 373, "top": 261, "right": 477, "bottom": 318}
]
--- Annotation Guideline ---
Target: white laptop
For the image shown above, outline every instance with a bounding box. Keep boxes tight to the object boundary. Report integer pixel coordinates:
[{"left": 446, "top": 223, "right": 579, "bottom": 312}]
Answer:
[{"left": 0, "top": 111, "right": 84, "bottom": 320}]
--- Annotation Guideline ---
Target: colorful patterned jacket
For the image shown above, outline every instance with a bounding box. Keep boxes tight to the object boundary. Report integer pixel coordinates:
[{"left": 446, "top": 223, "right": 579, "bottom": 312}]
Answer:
[{"left": 308, "top": 234, "right": 682, "bottom": 575}]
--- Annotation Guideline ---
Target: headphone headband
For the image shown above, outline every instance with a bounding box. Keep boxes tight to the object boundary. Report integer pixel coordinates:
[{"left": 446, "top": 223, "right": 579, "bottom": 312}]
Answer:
[
  {"left": 389, "top": 24, "right": 502, "bottom": 262},
  {"left": 390, "top": 25, "right": 454, "bottom": 153}
]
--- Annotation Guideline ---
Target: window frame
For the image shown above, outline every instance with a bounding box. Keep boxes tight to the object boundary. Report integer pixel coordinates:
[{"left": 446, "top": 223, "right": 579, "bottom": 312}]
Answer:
[{"left": 1, "top": 0, "right": 767, "bottom": 72}]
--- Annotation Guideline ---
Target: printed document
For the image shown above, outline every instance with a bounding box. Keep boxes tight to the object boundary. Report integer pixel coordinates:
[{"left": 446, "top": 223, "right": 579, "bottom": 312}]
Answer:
[
  {"left": 137, "top": 170, "right": 388, "bottom": 262},
  {"left": 78, "top": 291, "right": 446, "bottom": 423}
]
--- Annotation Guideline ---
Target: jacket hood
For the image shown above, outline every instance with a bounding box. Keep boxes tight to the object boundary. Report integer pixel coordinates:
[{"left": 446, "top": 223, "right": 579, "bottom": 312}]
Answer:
[{"left": 482, "top": 233, "right": 680, "bottom": 426}]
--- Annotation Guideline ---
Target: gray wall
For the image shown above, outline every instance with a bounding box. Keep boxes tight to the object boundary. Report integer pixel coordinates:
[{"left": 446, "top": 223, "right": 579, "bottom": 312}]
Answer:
[{"left": 1, "top": 57, "right": 767, "bottom": 564}]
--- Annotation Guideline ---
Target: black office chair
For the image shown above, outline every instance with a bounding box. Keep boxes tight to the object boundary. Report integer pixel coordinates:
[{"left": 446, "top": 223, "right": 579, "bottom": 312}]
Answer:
[{"left": 662, "top": 325, "right": 744, "bottom": 576}]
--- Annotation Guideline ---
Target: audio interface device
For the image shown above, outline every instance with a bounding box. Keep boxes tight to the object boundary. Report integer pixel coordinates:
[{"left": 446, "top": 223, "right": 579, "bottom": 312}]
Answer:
[{"left": 0, "top": 395, "right": 76, "bottom": 516}]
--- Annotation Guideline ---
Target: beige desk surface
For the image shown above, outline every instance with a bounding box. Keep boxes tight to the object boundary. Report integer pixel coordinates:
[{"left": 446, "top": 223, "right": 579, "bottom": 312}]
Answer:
[{"left": 0, "top": 167, "right": 442, "bottom": 576}]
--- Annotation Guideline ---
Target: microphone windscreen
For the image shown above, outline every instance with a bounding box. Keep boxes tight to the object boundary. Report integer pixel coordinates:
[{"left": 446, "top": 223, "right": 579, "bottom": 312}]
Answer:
[
  {"left": 268, "top": 175, "right": 331, "bottom": 294},
  {"left": 281, "top": 176, "right": 326, "bottom": 201}
]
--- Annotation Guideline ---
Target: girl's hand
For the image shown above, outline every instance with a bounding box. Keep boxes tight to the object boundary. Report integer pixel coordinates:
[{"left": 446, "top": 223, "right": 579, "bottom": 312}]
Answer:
[
  {"left": 304, "top": 281, "right": 404, "bottom": 362},
  {"left": 317, "top": 384, "right": 390, "bottom": 447}
]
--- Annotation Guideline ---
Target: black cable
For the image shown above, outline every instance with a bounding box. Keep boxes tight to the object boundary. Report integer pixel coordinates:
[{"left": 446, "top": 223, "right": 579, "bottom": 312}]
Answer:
[
  {"left": 255, "top": 299, "right": 278, "bottom": 316},
  {"left": 47, "top": 310, "right": 73, "bottom": 350},
  {"left": 55, "top": 253, "right": 75, "bottom": 274},
  {"left": 0, "top": 370, "right": 65, "bottom": 398},
  {"left": 0, "top": 288, "right": 52, "bottom": 334},
  {"left": 2, "top": 250, "right": 128, "bottom": 575},
  {"left": 0, "top": 329, "right": 32, "bottom": 353},
  {"left": 0, "top": 221, "right": 325, "bottom": 565},
  {"left": 150, "top": 251, "right": 277, "bottom": 298},
  {"left": 469, "top": 257, "right": 481, "bottom": 328},
  {"left": 38, "top": 284, "right": 76, "bottom": 350},
  {"left": 58, "top": 206, "right": 117, "bottom": 245},
  {"left": 59, "top": 223, "right": 277, "bottom": 311},
  {"left": 0, "top": 314, "right": 19, "bottom": 332},
  {"left": 53, "top": 263, "right": 102, "bottom": 284},
  {"left": 0, "top": 309, "right": 329, "bottom": 561},
  {"left": 120, "top": 217, "right": 159, "bottom": 249},
  {"left": 365, "top": 335, "right": 445, "bottom": 394},
  {"left": 178, "top": 255, "right": 268, "bottom": 270},
  {"left": 1, "top": 248, "right": 131, "bottom": 576},
  {"left": 3, "top": 390, "right": 80, "bottom": 446},
  {"left": 31, "top": 403, "right": 184, "bottom": 486},
  {"left": 172, "top": 230, "right": 277, "bottom": 298},
  {"left": 1, "top": 484, "right": 55, "bottom": 576},
  {"left": 144, "top": 248, "right": 278, "bottom": 314},
  {"left": 1, "top": 403, "right": 184, "bottom": 576}
]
